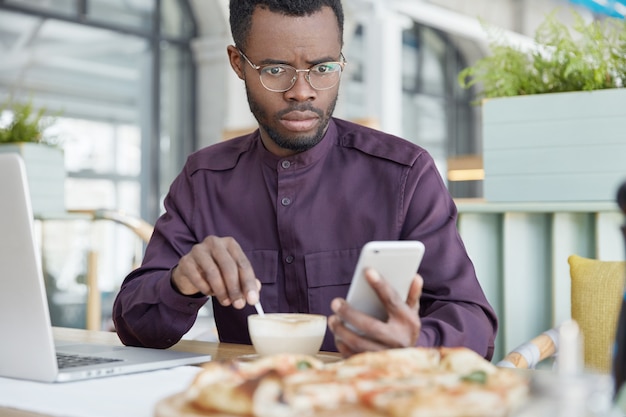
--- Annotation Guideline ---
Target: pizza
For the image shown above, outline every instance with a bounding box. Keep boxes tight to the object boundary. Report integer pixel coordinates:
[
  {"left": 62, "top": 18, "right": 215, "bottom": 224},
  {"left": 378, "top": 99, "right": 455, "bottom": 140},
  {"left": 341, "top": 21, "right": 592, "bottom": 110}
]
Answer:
[{"left": 183, "top": 347, "right": 529, "bottom": 417}]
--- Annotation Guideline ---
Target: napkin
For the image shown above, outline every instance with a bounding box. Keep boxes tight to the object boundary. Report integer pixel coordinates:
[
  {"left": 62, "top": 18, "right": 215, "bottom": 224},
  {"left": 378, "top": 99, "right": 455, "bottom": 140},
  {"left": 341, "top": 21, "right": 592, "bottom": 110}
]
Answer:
[{"left": 0, "top": 365, "right": 201, "bottom": 417}]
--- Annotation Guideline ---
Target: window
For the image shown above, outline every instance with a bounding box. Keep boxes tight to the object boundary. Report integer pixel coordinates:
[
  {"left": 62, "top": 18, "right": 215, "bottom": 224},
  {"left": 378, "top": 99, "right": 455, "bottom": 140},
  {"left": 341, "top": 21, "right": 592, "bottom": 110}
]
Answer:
[
  {"left": 401, "top": 24, "right": 479, "bottom": 198},
  {"left": 0, "top": 0, "right": 196, "bottom": 329},
  {"left": 342, "top": 21, "right": 479, "bottom": 198}
]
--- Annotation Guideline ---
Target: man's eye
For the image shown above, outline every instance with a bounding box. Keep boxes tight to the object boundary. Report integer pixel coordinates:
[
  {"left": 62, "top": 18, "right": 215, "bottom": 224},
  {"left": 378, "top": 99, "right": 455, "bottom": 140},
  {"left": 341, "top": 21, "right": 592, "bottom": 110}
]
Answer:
[
  {"left": 263, "top": 66, "right": 287, "bottom": 76},
  {"left": 313, "top": 63, "right": 339, "bottom": 74}
]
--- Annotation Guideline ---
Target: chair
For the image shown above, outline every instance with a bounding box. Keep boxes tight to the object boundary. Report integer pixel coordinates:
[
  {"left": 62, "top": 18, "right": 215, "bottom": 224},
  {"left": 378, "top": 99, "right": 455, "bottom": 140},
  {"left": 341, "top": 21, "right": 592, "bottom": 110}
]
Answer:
[
  {"left": 68, "top": 208, "right": 154, "bottom": 243},
  {"left": 65, "top": 209, "right": 154, "bottom": 330},
  {"left": 570, "top": 255, "right": 626, "bottom": 372},
  {"left": 498, "top": 255, "right": 626, "bottom": 373},
  {"left": 497, "top": 182, "right": 626, "bottom": 372}
]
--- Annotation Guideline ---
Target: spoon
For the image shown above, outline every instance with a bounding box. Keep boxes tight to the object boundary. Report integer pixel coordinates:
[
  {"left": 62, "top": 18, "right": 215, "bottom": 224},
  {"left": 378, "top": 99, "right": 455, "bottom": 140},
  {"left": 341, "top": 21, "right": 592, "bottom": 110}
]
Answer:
[{"left": 254, "top": 301, "right": 265, "bottom": 317}]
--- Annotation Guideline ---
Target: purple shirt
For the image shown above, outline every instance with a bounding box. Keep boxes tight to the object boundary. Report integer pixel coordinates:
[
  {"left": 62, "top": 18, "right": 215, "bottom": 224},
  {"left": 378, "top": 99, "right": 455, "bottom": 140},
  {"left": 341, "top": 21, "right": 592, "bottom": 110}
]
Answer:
[{"left": 113, "top": 118, "right": 497, "bottom": 359}]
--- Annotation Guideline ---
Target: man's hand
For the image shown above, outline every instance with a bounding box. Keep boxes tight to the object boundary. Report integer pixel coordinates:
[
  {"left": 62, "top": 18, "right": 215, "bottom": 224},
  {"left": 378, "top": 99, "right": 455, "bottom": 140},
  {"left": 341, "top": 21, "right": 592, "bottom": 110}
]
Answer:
[
  {"left": 171, "top": 236, "right": 261, "bottom": 309},
  {"left": 328, "top": 268, "right": 423, "bottom": 357}
]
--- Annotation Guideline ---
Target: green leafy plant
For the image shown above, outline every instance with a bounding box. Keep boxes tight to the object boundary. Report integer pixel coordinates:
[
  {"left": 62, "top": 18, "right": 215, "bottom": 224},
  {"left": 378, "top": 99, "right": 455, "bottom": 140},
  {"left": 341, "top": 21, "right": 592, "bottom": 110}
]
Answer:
[
  {"left": 0, "top": 99, "right": 59, "bottom": 146},
  {"left": 458, "top": 10, "right": 626, "bottom": 101}
]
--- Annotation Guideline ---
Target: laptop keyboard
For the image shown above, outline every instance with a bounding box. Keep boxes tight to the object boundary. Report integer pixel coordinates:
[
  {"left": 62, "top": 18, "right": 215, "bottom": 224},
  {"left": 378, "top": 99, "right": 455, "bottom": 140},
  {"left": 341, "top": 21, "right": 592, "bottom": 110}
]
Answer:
[{"left": 56, "top": 352, "right": 123, "bottom": 369}]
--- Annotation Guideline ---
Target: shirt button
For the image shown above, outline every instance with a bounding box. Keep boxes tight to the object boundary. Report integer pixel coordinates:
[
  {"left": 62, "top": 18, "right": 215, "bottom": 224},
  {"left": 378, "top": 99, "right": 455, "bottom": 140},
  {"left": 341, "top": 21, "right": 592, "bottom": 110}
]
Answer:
[
  {"left": 281, "top": 160, "right": 291, "bottom": 169},
  {"left": 285, "top": 255, "right": 294, "bottom": 264},
  {"left": 281, "top": 197, "right": 291, "bottom": 206}
]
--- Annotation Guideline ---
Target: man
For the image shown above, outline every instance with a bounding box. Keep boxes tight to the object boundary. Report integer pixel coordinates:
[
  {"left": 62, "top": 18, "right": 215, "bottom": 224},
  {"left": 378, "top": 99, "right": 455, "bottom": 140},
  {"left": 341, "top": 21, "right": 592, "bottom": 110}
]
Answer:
[{"left": 113, "top": 0, "right": 498, "bottom": 359}]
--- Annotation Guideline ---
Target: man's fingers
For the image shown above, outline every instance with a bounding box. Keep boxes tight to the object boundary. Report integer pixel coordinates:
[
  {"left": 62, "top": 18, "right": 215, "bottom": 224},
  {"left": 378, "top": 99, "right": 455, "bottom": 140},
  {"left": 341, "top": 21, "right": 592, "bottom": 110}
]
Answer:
[
  {"left": 406, "top": 274, "right": 423, "bottom": 310},
  {"left": 246, "top": 279, "right": 262, "bottom": 305},
  {"left": 205, "top": 237, "right": 243, "bottom": 306},
  {"left": 364, "top": 268, "right": 406, "bottom": 315},
  {"left": 328, "top": 313, "right": 385, "bottom": 357},
  {"left": 330, "top": 269, "right": 423, "bottom": 353},
  {"left": 197, "top": 237, "right": 256, "bottom": 309},
  {"left": 171, "top": 236, "right": 261, "bottom": 310},
  {"left": 330, "top": 297, "right": 370, "bottom": 336},
  {"left": 188, "top": 242, "right": 230, "bottom": 304},
  {"left": 171, "top": 261, "right": 211, "bottom": 295},
  {"left": 231, "top": 248, "right": 260, "bottom": 307}
]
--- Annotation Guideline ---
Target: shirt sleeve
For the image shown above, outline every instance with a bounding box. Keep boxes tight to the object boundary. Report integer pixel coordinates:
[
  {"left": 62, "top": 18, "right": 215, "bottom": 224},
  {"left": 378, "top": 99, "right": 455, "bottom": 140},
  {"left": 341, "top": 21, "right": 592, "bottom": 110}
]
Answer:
[
  {"left": 402, "top": 151, "right": 498, "bottom": 360},
  {"left": 112, "top": 164, "right": 209, "bottom": 348}
]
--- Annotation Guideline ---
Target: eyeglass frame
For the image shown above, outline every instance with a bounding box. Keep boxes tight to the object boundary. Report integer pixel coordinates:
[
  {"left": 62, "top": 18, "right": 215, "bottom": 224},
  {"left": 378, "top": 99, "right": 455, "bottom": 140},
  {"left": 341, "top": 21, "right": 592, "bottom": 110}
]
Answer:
[{"left": 237, "top": 49, "right": 347, "bottom": 93}]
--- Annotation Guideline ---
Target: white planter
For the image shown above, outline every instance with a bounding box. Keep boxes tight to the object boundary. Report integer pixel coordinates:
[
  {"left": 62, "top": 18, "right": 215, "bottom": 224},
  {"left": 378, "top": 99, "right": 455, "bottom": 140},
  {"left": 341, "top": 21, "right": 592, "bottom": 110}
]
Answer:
[
  {"left": 0, "top": 143, "right": 66, "bottom": 215},
  {"left": 482, "top": 88, "right": 626, "bottom": 203}
]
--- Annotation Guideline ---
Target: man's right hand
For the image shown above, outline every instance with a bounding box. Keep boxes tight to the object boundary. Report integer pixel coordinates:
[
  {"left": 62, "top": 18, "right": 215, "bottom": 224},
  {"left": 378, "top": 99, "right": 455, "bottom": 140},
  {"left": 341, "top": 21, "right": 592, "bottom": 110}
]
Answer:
[{"left": 171, "top": 235, "right": 261, "bottom": 309}]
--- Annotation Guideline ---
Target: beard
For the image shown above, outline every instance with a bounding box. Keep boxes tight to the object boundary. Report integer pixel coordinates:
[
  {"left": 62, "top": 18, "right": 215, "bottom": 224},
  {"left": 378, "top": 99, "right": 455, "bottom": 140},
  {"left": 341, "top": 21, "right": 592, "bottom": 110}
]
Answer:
[{"left": 246, "top": 87, "right": 338, "bottom": 153}]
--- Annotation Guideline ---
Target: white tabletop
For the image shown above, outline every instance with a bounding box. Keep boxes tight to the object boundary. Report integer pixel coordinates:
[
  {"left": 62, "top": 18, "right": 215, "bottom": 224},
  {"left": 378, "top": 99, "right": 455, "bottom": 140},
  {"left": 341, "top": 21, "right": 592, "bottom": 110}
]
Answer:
[{"left": 0, "top": 366, "right": 201, "bottom": 417}]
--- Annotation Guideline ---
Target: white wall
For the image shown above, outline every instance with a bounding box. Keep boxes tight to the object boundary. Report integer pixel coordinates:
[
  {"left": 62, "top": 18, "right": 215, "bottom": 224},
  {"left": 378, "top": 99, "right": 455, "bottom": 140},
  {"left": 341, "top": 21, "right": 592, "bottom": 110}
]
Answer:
[{"left": 427, "top": 0, "right": 592, "bottom": 35}]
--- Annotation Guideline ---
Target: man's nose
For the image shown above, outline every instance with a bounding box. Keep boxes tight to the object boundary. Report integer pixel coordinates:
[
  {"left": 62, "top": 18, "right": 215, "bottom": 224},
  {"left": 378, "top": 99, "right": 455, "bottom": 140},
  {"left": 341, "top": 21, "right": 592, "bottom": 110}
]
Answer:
[{"left": 284, "top": 70, "right": 316, "bottom": 101}]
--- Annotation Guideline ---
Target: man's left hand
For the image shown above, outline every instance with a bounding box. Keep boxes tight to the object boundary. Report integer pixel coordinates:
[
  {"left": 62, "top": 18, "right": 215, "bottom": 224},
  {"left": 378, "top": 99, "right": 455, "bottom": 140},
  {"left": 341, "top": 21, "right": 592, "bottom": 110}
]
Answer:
[{"left": 327, "top": 268, "right": 423, "bottom": 358}]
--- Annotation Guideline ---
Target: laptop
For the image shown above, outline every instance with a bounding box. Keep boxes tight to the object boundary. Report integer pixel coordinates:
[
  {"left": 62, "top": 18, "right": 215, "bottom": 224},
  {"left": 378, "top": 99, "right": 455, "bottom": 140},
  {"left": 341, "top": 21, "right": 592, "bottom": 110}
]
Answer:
[{"left": 0, "top": 153, "right": 212, "bottom": 382}]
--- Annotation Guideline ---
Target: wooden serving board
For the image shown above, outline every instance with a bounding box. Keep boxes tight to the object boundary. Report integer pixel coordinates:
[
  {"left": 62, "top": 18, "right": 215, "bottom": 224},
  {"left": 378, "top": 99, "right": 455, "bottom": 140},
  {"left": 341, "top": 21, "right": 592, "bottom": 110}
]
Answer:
[{"left": 154, "top": 392, "right": 384, "bottom": 417}]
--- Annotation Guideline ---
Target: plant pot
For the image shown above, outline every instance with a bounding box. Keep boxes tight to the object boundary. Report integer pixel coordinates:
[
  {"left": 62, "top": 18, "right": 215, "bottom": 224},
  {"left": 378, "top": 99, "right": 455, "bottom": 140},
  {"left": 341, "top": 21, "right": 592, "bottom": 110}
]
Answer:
[
  {"left": 482, "top": 88, "right": 626, "bottom": 202},
  {"left": 0, "top": 143, "right": 66, "bottom": 215}
]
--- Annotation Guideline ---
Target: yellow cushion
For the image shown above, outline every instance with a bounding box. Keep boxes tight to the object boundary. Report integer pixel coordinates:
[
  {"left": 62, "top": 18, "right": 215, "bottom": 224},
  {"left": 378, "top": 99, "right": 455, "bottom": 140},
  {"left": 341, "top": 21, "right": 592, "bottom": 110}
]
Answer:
[{"left": 569, "top": 254, "right": 626, "bottom": 373}]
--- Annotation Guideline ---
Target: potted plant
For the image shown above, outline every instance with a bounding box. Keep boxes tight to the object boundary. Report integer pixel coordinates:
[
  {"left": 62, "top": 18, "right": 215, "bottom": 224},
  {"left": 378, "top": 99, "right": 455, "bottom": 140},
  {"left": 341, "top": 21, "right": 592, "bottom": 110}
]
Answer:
[
  {"left": 458, "top": 11, "right": 626, "bottom": 203},
  {"left": 0, "top": 99, "right": 66, "bottom": 215}
]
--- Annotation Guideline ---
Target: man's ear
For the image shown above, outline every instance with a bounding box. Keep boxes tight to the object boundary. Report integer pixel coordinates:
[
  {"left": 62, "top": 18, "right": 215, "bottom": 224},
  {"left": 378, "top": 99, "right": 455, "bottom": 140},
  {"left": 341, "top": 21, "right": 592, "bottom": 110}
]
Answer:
[{"left": 227, "top": 45, "right": 245, "bottom": 80}]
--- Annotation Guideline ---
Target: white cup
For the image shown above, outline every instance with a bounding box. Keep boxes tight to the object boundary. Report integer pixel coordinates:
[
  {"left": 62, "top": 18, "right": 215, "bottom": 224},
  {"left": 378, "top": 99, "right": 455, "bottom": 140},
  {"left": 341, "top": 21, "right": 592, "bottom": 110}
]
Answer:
[{"left": 248, "top": 313, "right": 327, "bottom": 356}]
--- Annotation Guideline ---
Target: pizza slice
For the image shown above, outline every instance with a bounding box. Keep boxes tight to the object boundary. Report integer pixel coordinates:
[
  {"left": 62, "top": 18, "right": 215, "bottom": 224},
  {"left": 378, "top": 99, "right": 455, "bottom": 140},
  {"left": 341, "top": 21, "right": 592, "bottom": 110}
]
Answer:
[
  {"left": 184, "top": 347, "right": 529, "bottom": 417},
  {"left": 186, "top": 353, "right": 326, "bottom": 416}
]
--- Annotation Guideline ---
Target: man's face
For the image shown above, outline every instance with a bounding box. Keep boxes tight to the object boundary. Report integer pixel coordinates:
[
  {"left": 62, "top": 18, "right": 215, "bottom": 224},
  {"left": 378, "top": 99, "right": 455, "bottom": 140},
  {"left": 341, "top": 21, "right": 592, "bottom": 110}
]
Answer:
[{"left": 228, "top": 6, "right": 343, "bottom": 157}]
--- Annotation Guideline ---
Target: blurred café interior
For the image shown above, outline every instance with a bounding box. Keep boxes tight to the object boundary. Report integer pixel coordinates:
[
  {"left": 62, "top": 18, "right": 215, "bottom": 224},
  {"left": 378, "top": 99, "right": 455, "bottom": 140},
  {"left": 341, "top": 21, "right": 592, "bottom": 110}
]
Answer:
[{"left": 0, "top": 0, "right": 625, "bottom": 364}]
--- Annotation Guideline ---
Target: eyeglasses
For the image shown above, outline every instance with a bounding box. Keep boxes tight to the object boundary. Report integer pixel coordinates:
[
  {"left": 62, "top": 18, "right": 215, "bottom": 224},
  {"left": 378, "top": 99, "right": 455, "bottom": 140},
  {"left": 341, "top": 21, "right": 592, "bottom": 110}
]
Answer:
[{"left": 238, "top": 49, "right": 346, "bottom": 93}]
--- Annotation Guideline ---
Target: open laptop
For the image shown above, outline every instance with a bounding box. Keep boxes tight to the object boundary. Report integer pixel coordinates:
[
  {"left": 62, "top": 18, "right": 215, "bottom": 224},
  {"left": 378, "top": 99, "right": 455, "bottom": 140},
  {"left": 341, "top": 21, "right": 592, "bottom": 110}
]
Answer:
[{"left": 0, "top": 153, "right": 212, "bottom": 382}]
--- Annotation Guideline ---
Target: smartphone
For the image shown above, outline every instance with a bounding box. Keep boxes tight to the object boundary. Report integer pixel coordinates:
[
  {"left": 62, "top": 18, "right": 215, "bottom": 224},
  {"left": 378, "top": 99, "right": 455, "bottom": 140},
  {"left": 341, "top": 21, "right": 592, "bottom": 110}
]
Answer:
[{"left": 345, "top": 240, "right": 425, "bottom": 321}]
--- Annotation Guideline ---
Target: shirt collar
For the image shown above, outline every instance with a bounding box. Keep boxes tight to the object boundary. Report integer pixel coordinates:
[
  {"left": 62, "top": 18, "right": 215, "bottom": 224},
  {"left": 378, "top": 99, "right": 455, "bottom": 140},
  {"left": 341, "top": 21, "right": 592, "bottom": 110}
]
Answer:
[{"left": 257, "top": 118, "right": 338, "bottom": 168}]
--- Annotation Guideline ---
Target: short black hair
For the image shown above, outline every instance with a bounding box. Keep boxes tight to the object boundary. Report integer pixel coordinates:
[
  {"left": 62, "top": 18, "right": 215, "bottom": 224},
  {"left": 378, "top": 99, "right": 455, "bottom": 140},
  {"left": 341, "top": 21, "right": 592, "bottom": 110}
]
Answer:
[{"left": 229, "top": 0, "right": 344, "bottom": 51}]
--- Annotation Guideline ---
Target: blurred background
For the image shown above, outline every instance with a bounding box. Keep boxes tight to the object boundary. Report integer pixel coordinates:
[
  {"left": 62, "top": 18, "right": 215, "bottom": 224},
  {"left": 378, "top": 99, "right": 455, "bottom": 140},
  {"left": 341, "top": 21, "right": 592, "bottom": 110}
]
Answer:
[{"left": 0, "top": 0, "right": 621, "bottom": 335}]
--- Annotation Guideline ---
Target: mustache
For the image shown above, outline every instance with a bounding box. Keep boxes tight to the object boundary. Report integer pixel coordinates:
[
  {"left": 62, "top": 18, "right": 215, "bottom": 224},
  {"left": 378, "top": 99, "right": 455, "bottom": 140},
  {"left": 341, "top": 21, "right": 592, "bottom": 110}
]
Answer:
[{"left": 276, "top": 104, "right": 324, "bottom": 118}]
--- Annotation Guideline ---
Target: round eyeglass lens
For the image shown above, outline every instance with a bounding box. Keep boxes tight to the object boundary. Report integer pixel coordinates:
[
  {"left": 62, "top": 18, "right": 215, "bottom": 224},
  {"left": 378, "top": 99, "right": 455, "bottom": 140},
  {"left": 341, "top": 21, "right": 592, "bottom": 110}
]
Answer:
[
  {"left": 309, "top": 63, "right": 343, "bottom": 90},
  {"left": 259, "top": 65, "right": 293, "bottom": 91}
]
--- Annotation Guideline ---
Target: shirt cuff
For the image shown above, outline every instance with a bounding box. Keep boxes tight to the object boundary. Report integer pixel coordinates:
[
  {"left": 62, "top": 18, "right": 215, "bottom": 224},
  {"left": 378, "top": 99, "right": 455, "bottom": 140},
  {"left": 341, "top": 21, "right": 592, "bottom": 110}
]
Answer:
[{"left": 158, "top": 268, "right": 209, "bottom": 314}]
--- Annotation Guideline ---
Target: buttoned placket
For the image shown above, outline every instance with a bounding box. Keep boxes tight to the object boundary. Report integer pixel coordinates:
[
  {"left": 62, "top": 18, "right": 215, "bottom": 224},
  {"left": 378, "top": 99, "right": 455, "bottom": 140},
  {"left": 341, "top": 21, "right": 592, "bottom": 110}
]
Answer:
[{"left": 275, "top": 158, "right": 301, "bottom": 309}]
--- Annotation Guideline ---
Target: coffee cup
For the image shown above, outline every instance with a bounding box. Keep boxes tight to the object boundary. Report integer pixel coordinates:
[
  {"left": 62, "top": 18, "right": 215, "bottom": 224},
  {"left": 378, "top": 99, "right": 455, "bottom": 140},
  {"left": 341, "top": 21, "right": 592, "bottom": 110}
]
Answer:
[{"left": 248, "top": 313, "right": 327, "bottom": 356}]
